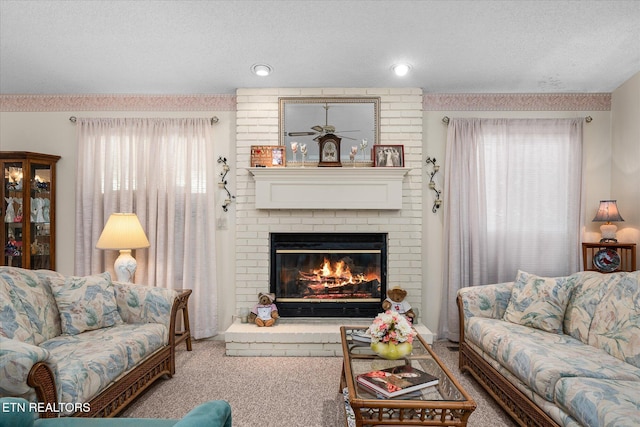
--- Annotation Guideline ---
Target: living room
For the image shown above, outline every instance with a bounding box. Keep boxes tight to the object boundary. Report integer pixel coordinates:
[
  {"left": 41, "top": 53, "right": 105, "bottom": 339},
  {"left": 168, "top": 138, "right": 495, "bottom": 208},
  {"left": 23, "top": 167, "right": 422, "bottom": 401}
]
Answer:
[{"left": 1, "top": 1, "right": 639, "bottom": 426}]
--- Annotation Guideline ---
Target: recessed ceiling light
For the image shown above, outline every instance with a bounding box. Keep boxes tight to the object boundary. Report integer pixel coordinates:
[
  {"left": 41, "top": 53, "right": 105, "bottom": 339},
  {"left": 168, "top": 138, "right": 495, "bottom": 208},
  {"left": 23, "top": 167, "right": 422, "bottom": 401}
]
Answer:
[
  {"left": 392, "top": 63, "right": 411, "bottom": 77},
  {"left": 251, "top": 64, "right": 272, "bottom": 77}
]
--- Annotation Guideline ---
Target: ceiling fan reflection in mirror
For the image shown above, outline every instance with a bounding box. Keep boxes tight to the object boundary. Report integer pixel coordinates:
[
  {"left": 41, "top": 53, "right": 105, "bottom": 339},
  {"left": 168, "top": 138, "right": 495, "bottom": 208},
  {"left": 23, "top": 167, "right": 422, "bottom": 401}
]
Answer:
[{"left": 287, "top": 103, "right": 359, "bottom": 141}]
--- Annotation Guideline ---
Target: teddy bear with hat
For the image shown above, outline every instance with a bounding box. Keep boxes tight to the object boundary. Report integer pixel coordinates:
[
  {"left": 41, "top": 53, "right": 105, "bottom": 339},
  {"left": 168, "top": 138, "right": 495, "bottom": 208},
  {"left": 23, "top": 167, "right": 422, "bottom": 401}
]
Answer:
[{"left": 248, "top": 292, "right": 279, "bottom": 327}]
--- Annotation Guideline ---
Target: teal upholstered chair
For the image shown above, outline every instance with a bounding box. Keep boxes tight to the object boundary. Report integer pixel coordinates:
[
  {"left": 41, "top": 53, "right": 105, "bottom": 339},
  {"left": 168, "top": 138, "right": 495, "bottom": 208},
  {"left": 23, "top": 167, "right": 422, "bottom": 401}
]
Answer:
[{"left": 0, "top": 397, "right": 232, "bottom": 427}]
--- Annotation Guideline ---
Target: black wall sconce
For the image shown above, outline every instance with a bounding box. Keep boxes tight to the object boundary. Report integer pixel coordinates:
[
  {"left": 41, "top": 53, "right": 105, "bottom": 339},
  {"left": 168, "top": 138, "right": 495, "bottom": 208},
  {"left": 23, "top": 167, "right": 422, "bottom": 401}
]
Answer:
[
  {"left": 218, "top": 156, "right": 236, "bottom": 212},
  {"left": 425, "top": 157, "right": 442, "bottom": 213}
]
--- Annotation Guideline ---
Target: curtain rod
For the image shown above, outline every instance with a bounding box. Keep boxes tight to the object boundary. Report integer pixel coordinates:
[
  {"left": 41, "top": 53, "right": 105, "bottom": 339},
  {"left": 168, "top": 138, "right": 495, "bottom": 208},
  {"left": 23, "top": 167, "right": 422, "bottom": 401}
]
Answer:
[
  {"left": 442, "top": 116, "right": 593, "bottom": 124},
  {"left": 69, "top": 116, "right": 220, "bottom": 125}
]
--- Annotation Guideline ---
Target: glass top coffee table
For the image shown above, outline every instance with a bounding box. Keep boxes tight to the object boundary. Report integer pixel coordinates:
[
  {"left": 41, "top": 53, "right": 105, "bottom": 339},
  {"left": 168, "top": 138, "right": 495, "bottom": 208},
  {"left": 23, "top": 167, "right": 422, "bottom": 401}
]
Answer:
[{"left": 340, "top": 326, "right": 476, "bottom": 427}]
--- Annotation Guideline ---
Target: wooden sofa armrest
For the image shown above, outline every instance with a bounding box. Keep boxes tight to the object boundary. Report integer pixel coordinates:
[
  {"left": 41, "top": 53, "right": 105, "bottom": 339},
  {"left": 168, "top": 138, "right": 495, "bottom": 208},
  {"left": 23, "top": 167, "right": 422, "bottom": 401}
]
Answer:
[
  {"left": 169, "top": 289, "right": 193, "bottom": 375},
  {"left": 170, "top": 289, "right": 192, "bottom": 351},
  {"left": 27, "top": 362, "right": 58, "bottom": 418},
  {"left": 457, "top": 293, "right": 466, "bottom": 347}
]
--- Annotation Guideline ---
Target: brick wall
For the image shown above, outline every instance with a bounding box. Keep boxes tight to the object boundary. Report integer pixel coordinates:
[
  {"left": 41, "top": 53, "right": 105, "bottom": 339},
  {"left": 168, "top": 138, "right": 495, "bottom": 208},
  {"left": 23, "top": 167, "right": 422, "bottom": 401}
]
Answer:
[{"left": 235, "top": 88, "right": 423, "bottom": 317}]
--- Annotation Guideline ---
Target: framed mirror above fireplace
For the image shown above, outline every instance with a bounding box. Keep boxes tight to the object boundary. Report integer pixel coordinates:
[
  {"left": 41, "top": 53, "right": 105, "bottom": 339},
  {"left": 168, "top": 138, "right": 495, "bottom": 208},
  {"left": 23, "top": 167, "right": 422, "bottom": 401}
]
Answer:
[
  {"left": 270, "top": 232, "right": 387, "bottom": 317},
  {"left": 279, "top": 97, "right": 380, "bottom": 165}
]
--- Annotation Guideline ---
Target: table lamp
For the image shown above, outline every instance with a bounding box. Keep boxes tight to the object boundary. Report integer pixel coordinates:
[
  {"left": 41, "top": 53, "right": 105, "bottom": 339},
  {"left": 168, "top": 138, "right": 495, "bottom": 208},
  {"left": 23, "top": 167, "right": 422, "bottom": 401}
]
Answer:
[
  {"left": 592, "top": 200, "right": 625, "bottom": 243},
  {"left": 96, "top": 213, "right": 150, "bottom": 282}
]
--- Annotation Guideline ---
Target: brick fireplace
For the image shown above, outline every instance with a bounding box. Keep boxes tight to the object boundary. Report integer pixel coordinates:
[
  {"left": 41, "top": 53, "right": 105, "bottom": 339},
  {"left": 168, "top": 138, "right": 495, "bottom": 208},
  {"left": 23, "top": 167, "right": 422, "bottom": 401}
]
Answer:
[{"left": 225, "top": 87, "right": 427, "bottom": 356}]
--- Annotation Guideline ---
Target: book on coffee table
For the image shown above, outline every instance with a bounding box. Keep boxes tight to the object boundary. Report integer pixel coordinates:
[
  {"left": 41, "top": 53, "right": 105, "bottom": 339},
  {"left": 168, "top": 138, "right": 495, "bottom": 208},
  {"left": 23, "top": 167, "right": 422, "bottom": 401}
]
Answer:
[
  {"left": 349, "top": 330, "right": 371, "bottom": 343},
  {"left": 356, "top": 365, "right": 439, "bottom": 398},
  {"left": 357, "top": 383, "right": 425, "bottom": 400}
]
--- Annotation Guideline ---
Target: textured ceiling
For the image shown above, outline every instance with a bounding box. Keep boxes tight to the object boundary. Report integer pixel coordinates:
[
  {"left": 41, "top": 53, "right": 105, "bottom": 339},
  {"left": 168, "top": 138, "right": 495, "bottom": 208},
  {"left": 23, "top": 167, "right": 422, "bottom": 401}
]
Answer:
[{"left": 1, "top": 0, "right": 639, "bottom": 95}]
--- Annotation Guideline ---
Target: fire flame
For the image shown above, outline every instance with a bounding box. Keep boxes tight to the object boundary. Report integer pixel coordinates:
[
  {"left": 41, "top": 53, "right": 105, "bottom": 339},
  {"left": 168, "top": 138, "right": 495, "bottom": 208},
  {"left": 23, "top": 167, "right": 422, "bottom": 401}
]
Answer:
[
  {"left": 309, "top": 258, "right": 375, "bottom": 287},
  {"left": 289, "top": 256, "right": 382, "bottom": 298}
]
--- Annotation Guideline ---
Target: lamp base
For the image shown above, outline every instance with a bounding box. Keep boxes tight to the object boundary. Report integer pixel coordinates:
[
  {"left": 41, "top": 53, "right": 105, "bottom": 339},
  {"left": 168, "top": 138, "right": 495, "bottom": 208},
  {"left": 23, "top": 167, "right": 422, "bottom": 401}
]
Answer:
[
  {"left": 113, "top": 249, "right": 137, "bottom": 283},
  {"left": 600, "top": 223, "right": 618, "bottom": 243}
]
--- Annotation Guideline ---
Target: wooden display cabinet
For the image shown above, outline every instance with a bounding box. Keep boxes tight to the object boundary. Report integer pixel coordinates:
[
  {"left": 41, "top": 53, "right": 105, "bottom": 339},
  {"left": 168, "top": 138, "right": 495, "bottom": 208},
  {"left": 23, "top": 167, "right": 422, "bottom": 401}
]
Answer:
[
  {"left": 582, "top": 242, "right": 637, "bottom": 273},
  {"left": 1, "top": 152, "right": 60, "bottom": 270}
]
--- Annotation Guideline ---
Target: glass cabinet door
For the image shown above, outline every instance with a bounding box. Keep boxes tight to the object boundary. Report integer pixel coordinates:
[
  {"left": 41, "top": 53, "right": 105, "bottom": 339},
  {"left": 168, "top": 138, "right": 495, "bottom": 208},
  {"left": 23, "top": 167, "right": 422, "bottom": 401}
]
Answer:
[
  {"left": 30, "top": 162, "right": 53, "bottom": 269},
  {"left": 3, "top": 161, "right": 25, "bottom": 267},
  {"left": 2, "top": 152, "right": 60, "bottom": 270}
]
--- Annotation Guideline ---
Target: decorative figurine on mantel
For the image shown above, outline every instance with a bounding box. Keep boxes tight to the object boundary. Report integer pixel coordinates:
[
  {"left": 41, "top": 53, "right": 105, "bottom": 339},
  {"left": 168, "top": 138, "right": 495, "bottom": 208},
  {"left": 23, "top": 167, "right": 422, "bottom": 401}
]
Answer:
[
  {"left": 300, "top": 143, "right": 307, "bottom": 168},
  {"left": 382, "top": 286, "right": 416, "bottom": 323},
  {"left": 248, "top": 292, "right": 279, "bottom": 327}
]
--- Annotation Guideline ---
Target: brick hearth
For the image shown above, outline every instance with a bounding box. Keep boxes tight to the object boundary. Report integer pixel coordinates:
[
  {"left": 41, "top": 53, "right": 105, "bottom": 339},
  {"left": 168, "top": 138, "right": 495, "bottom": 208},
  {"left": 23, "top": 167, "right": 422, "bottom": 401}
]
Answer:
[{"left": 224, "top": 319, "right": 434, "bottom": 356}]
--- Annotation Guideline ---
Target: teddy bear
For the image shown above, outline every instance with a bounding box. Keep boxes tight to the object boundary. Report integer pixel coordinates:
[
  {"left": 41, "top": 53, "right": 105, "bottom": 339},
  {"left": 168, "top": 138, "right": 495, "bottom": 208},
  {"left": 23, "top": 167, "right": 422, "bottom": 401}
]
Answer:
[
  {"left": 247, "top": 292, "right": 279, "bottom": 327},
  {"left": 382, "top": 286, "right": 415, "bottom": 323}
]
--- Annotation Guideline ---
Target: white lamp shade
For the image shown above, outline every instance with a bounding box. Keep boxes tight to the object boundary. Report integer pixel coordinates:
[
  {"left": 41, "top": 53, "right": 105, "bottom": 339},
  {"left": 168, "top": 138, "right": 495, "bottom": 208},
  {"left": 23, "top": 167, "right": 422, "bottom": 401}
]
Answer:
[{"left": 96, "top": 213, "right": 150, "bottom": 250}]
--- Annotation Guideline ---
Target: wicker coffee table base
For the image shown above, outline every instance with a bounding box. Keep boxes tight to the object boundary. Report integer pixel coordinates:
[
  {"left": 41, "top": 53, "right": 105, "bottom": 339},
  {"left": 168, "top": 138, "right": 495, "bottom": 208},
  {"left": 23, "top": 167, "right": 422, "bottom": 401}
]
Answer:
[{"left": 352, "top": 404, "right": 474, "bottom": 426}]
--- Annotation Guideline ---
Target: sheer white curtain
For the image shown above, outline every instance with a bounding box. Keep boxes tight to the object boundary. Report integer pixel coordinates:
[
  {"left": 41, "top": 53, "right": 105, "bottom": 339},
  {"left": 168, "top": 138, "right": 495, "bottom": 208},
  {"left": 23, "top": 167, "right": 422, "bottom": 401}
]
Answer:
[
  {"left": 75, "top": 118, "right": 219, "bottom": 339},
  {"left": 439, "top": 118, "right": 584, "bottom": 341}
]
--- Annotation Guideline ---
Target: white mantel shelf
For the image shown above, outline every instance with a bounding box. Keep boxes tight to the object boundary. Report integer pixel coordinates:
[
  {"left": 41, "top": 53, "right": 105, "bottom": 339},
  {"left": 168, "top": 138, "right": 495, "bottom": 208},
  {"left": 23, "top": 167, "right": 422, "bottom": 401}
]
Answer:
[{"left": 248, "top": 167, "right": 411, "bottom": 210}]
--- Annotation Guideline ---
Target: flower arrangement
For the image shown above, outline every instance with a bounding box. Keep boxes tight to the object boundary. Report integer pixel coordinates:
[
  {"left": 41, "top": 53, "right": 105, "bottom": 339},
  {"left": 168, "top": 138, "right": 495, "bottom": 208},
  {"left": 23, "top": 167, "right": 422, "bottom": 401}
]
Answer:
[{"left": 366, "top": 310, "right": 417, "bottom": 345}]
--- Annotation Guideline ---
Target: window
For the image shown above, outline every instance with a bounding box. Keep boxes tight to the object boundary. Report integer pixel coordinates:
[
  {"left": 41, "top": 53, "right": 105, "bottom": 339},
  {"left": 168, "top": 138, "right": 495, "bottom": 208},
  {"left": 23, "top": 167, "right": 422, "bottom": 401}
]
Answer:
[
  {"left": 440, "top": 118, "right": 583, "bottom": 341},
  {"left": 75, "top": 117, "right": 219, "bottom": 338}
]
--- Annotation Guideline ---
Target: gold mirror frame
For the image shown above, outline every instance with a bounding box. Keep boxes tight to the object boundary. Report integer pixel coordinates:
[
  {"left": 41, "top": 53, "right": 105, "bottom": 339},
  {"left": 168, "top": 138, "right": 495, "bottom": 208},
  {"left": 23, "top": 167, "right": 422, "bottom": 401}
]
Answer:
[{"left": 279, "top": 97, "right": 380, "bottom": 165}]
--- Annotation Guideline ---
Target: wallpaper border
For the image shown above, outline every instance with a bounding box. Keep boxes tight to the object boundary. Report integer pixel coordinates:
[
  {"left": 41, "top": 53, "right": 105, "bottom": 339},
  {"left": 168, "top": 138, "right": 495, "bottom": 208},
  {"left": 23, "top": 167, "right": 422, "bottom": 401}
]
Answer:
[
  {"left": 423, "top": 93, "right": 611, "bottom": 111},
  {"left": 1, "top": 92, "right": 610, "bottom": 112},
  {"left": 0, "top": 94, "right": 237, "bottom": 112}
]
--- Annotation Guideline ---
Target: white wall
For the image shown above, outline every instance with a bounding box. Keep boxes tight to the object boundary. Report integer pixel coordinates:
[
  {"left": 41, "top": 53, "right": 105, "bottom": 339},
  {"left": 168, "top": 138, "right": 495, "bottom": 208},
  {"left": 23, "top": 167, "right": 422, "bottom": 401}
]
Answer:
[{"left": 611, "top": 71, "right": 640, "bottom": 268}]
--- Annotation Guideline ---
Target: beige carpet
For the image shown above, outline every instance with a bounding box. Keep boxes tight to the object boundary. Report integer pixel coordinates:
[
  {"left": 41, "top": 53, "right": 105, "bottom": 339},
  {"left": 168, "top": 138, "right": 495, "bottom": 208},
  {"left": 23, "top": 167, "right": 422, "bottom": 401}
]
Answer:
[{"left": 122, "top": 339, "right": 518, "bottom": 427}]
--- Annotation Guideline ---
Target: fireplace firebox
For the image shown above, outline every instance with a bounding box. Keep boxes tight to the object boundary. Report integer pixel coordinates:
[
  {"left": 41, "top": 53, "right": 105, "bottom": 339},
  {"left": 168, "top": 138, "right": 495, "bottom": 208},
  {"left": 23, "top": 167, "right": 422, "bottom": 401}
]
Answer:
[{"left": 270, "top": 233, "right": 387, "bottom": 317}]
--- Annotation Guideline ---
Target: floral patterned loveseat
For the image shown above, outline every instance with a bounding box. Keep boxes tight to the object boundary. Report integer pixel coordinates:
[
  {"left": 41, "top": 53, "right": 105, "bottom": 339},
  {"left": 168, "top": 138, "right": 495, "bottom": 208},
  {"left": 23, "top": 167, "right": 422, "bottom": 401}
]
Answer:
[
  {"left": 0, "top": 266, "right": 186, "bottom": 418},
  {"left": 457, "top": 270, "right": 640, "bottom": 427}
]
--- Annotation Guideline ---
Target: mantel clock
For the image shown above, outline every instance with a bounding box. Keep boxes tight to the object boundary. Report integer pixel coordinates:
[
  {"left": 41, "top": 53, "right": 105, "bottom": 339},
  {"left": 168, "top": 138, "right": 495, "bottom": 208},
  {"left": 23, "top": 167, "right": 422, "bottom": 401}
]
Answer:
[{"left": 317, "top": 134, "right": 342, "bottom": 167}]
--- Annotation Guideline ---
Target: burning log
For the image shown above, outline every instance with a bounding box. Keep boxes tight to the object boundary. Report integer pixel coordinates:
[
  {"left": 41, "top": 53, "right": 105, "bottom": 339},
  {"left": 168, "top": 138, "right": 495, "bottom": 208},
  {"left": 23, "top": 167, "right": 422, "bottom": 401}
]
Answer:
[
  {"left": 298, "top": 271, "right": 351, "bottom": 284},
  {"left": 303, "top": 292, "right": 373, "bottom": 300},
  {"left": 280, "top": 256, "right": 381, "bottom": 299},
  {"left": 304, "top": 278, "right": 380, "bottom": 296}
]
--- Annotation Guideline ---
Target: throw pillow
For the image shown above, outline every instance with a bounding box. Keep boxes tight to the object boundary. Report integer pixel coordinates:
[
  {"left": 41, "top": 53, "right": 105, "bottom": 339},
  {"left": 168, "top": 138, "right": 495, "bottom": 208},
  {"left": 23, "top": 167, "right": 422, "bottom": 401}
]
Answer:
[
  {"left": 503, "top": 270, "right": 575, "bottom": 334},
  {"left": 588, "top": 271, "right": 640, "bottom": 367},
  {"left": 50, "top": 272, "right": 122, "bottom": 335}
]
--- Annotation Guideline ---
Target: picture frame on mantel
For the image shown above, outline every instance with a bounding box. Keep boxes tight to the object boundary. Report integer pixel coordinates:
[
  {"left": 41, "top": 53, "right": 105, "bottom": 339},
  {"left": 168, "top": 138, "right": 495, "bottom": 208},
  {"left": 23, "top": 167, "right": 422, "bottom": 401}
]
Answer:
[
  {"left": 251, "top": 145, "right": 285, "bottom": 167},
  {"left": 279, "top": 97, "right": 380, "bottom": 165},
  {"left": 373, "top": 145, "right": 404, "bottom": 167}
]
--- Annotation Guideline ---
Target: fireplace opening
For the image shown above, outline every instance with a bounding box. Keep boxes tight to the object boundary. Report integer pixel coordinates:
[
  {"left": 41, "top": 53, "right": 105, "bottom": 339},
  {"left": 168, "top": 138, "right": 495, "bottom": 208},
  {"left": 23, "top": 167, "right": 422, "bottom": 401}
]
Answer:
[{"left": 270, "top": 233, "right": 387, "bottom": 317}]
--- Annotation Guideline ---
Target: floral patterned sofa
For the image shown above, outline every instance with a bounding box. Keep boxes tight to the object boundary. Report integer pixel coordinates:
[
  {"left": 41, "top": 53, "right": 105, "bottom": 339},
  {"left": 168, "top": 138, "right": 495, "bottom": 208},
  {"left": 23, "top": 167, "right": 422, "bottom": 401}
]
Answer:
[
  {"left": 457, "top": 270, "right": 640, "bottom": 427},
  {"left": 0, "top": 267, "right": 189, "bottom": 418}
]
